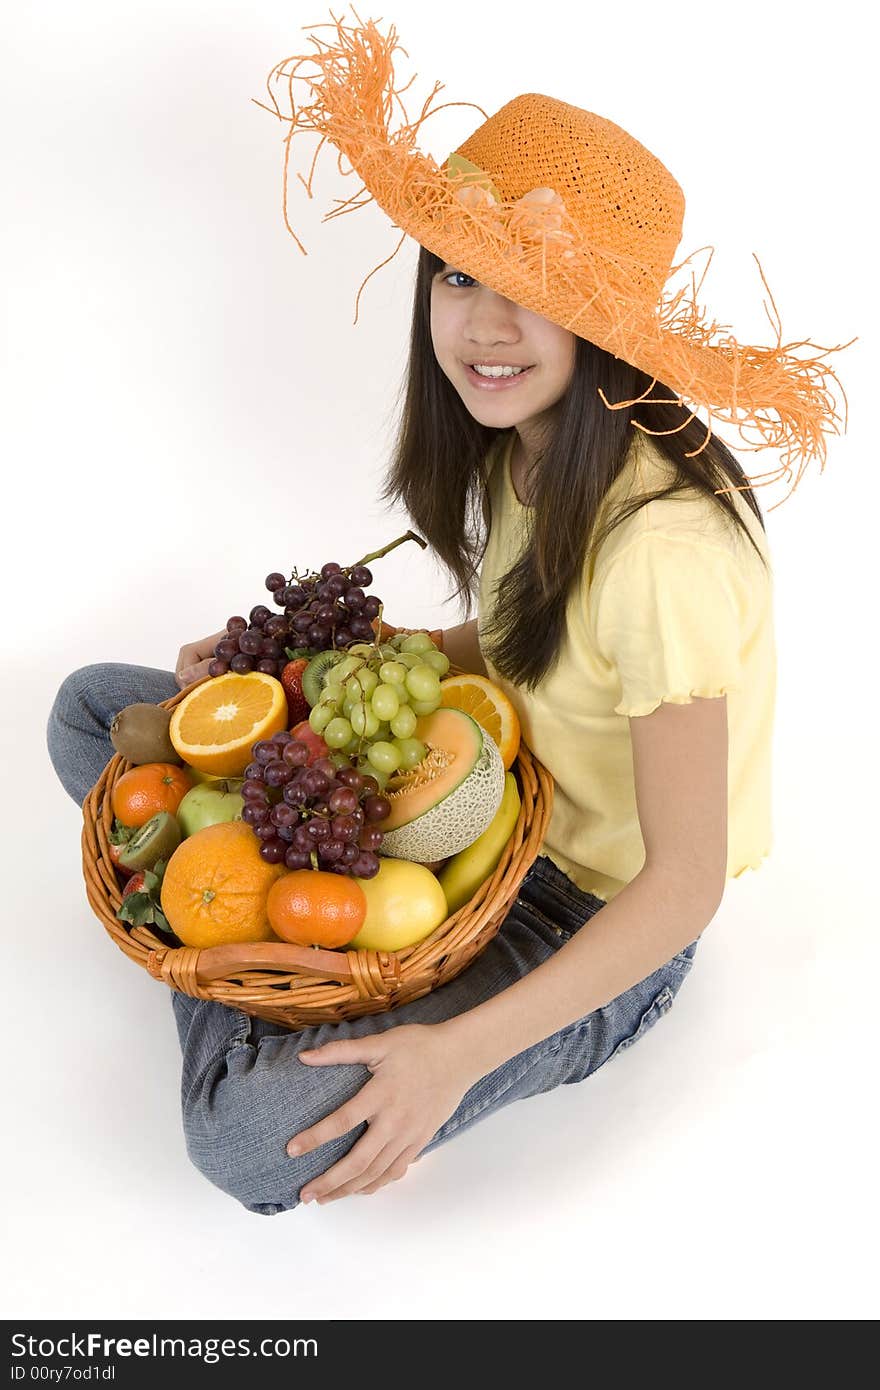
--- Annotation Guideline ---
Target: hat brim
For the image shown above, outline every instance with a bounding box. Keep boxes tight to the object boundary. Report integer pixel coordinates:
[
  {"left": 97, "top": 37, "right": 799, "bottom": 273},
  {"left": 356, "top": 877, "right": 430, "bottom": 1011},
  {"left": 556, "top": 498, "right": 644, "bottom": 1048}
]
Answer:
[{"left": 261, "top": 10, "right": 855, "bottom": 506}]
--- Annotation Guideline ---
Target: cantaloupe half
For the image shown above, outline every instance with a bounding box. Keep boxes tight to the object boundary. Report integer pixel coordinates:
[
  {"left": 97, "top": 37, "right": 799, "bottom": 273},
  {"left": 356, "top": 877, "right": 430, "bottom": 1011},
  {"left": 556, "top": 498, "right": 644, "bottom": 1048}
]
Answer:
[{"left": 378, "top": 707, "right": 506, "bottom": 862}]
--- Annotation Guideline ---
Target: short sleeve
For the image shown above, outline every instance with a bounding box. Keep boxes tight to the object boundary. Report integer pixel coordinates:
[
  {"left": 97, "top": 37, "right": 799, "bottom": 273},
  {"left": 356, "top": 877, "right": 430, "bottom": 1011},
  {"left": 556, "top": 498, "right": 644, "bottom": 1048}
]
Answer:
[{"left": 589, "top": 533, "right": 744, "bottom": 717}]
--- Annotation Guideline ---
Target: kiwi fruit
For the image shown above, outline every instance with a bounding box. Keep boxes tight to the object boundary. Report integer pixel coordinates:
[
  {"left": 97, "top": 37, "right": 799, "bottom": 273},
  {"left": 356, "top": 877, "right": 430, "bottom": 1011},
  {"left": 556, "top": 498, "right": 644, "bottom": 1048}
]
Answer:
[
  {"left": 118, "top": 811, "right": 182, "bottom": 872},
  {"left": 301, "top": 649, "right": 347, "bottom": 708},
  {"left": 110, "top": 703, "right": 180, "bottom": 765}
]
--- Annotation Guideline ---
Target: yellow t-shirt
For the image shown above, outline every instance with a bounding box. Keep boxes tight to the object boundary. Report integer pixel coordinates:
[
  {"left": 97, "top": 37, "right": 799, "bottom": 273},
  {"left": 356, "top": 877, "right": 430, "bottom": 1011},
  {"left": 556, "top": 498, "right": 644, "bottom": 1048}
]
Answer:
[{"left": 476, "top": 427, "right": 776, "bottom": 903}]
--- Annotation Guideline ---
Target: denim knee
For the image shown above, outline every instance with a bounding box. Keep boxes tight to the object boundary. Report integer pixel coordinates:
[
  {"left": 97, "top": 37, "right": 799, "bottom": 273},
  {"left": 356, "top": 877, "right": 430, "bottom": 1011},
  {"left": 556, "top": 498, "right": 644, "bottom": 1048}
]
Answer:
[
  {"left": 49, "top": 662, "right": 112, "bottom": 717},
  {"left": 47, "top": 663, "right": 94, "bottom": 740},
  {"left": 181, "top": 1039, "right": 368, "bottom": 1218},
  {"left": 46, "top": 664, "right": 116, "bottom": 804}
]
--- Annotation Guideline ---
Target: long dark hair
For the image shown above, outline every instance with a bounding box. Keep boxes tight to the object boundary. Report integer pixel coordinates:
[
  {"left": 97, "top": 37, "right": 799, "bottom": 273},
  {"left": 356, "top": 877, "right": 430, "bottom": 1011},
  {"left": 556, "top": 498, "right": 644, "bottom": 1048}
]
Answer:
[{"left": 379, "top": 245, "right": 769, "bottom": 691}]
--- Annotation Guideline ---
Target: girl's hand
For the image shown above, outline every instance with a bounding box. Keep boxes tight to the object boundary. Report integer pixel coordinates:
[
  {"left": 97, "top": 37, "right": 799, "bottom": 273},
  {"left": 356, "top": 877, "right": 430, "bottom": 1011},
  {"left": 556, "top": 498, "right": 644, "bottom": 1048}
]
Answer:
[
  {"left": 174, "top": 629, "right": 228, "bottom": 689},
  {"left": 288, "top": 1023, "right": 471, "bottom": 1203}
]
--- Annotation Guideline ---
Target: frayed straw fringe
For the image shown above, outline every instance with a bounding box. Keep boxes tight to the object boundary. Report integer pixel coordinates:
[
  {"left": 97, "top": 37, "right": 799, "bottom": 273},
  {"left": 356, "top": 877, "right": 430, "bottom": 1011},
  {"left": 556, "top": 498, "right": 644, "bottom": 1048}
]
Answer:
[{"left": 256, "top": 7, "right": 856, "bottom": 509}]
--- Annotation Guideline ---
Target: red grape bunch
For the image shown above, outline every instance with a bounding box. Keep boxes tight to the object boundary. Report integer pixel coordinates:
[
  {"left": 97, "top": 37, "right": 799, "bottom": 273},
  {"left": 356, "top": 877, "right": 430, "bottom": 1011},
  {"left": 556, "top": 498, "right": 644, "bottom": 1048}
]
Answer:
[
  {"left": 240, "top": 729, "right": 392, "bottom": 875},
  {"left": 206, "top": 531, "right": 427, "bottom": 681}
]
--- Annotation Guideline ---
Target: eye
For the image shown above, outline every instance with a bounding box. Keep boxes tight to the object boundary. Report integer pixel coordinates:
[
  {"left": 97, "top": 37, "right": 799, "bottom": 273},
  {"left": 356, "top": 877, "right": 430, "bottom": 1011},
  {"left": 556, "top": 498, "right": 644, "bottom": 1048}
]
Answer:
[{"left": 443, "top": 270, "right": 476, "bottom": 288}]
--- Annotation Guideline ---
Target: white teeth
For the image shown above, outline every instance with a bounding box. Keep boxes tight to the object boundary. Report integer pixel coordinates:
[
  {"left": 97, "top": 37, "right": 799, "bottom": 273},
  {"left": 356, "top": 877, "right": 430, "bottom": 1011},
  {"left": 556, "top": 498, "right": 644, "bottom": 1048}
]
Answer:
[{"left": 472, "top": 364, "right": 528, "bottom": 377}]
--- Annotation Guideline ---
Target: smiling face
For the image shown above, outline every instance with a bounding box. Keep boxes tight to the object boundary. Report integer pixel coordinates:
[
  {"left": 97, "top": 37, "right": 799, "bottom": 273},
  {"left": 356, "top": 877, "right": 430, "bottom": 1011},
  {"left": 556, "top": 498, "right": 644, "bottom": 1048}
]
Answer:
[{"left": 429, "top": 263, "right": 576, "bottom": 458}]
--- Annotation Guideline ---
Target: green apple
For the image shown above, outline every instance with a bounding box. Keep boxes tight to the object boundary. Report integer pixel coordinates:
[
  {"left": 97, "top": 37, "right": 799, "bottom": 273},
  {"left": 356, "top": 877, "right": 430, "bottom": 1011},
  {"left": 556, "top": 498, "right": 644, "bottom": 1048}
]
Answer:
[
  {"left": 177, "top": 781, "right": 245, "bottom": 837},
  {"left": 184, "top": 765, "right": 244, "bottom": 789}
]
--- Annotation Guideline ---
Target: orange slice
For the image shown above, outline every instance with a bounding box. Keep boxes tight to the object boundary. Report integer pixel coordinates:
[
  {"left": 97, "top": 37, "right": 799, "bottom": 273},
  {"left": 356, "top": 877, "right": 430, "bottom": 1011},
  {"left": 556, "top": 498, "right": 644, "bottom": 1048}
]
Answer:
[
  {"left": 437, "top": 674, "right": 521, "bottom": 769},
  {"left": 168, "top": 672, "right": 289, "bottom": 777}
]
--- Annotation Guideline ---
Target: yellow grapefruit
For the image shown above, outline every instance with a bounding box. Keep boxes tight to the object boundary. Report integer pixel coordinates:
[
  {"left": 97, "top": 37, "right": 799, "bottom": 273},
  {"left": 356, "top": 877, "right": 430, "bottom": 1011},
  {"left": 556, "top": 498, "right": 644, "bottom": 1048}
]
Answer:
[
  {"left": 437, "top": 673, "right": 521, "bottom": 770},
  {"left": 169, "top": 672, "right": 288, "bottom": 776},
  {"left": 348, "top": 858, "right": 448, "bottom": 952}
]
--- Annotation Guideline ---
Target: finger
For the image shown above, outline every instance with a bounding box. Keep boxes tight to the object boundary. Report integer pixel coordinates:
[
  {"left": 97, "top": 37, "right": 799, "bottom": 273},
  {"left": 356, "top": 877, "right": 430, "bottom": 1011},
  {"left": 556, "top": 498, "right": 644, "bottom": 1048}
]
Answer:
[
  {"left": 176, "top": 659, "right": 210, "bottom": 689},
  {"left": 177, "top": 658, "right": 211, "bottom": 686},
  {"left": 296, "top": 1036, "right": 385, "bottom": 1073},
  {"left": 287, "top": 1094, "right": 371, "bottom": 1159},
  {"left": 174, "top": 644, "right": 202, "bottom": 687},
  {"left": 176, "top": 641, "right": 203, "bottom": 669},
  {"left": 298, "top": 1130, "right": 387, "bottom": 1204},
  {"left": 303, "top": 1138, "right": 407, "bottom": 1204},
  {"left": 356, "top": 1145, "right": 422, "bottom": 1197},
  {"left": 176, "top": 630, "right": 227, "bottom": 679},
  {"left": 198, "top": 628, "right": 229, "bottom": 659}
]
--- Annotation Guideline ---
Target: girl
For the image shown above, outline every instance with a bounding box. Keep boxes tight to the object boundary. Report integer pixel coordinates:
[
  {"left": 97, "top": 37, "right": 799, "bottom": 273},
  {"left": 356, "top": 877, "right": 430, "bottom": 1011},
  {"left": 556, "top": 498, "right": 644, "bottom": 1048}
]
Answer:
[{"left": 46, "top": 13, "right": 848, "bottom": 1216}]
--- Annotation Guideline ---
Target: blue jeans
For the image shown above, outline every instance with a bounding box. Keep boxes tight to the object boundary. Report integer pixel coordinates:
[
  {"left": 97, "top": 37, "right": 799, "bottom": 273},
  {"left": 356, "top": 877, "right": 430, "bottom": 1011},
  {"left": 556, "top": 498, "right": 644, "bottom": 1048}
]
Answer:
[{"left": 47, "top": 662, "right": 699, "bottom": 1216}]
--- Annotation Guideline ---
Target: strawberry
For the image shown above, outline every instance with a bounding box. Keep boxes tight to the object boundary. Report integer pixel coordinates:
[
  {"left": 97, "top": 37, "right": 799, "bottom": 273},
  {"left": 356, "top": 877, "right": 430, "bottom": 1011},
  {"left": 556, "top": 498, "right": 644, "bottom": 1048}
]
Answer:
[
  {"left": 109, "top": 841, "right": 134, "bottom": 877},
  {"left": 281, "top": 658, "right": 311, "bottom": 725},
  {"left": 117, "top": 861, "right": 173, "bottom": 935},
  {"left": 109, "top": 817, "right": 137, "bottom": 878}
]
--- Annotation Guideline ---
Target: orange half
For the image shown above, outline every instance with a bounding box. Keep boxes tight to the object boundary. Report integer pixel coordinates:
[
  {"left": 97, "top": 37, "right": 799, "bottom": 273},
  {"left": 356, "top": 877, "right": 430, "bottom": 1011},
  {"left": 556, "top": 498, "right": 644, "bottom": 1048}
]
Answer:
[
  {"left": 437, "top": 673, "right": 521, "bottom": 769},
  {"left": 169, "top": 672, "right": 288, "bottom": 776}
]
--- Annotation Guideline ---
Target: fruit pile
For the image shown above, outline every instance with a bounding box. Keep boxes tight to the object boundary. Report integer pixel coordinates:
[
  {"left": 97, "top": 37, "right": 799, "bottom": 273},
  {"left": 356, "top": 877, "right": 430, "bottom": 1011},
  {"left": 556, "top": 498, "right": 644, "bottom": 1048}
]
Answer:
[
  {"left": 106, "top": 665, "right": 523, "bottom": 955},
  {"left": 101, "top": 527, "right": 528, "bottom": 958}
]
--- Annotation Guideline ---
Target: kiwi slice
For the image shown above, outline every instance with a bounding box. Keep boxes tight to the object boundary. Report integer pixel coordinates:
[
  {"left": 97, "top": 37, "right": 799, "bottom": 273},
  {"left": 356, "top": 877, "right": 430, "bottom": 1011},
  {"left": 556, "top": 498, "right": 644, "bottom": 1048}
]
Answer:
[
  {"left": 301, "top": 649, "right": 347, "bottom": 708},
  {"left": 110, "top": 703, "right": 180, "bottom": 765},
  {"left": 118, "top": 811, "right": 182, "bottom": 872}
]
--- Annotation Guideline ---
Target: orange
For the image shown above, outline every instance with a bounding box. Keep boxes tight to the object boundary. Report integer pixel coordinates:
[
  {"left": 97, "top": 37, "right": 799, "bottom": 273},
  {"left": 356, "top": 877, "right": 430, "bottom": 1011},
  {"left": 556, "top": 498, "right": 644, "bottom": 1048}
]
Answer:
[
  {"left": 437, "top": 674, "right": 521, "bottom": 769},
  {"left": 159, "top": 820, "right": 286, "bottom": 949},
  {"left": 168, "top": 672, "right": 288, "bottom": 777},
  {"left": 111, "top": 762, "right": 193, "bottom": 828},
  {"left": 266, "top": 870, "right": 367, "bottom": 949}
]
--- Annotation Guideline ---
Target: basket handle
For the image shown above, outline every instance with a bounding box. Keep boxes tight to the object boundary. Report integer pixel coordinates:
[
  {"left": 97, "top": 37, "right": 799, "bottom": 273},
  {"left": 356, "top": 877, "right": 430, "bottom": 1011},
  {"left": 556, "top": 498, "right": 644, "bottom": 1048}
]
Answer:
[{"left": 145, "top": 938, "right": 401, "bottom": 999}]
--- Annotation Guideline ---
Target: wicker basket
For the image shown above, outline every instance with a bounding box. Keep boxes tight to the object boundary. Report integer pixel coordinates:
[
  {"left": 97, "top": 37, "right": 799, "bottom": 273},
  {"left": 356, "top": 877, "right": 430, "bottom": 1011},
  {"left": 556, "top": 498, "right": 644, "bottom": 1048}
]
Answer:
[{"left": 81, "top": 668, "right": 553, "bottom": 1029}]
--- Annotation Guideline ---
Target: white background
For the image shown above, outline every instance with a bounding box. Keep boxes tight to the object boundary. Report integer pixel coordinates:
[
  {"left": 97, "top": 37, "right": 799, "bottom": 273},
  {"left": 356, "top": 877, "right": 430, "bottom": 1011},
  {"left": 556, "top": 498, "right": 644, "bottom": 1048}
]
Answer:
[{"left": 4, "top": 0, "right": 876, "bottom": 1321}]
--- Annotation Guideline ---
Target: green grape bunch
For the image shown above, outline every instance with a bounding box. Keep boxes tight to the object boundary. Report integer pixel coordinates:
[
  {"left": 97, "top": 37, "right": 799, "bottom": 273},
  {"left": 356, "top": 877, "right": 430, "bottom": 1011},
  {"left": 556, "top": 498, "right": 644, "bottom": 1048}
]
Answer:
[{"left": 307, "top": 631, "right": 450, "bottom": 790}]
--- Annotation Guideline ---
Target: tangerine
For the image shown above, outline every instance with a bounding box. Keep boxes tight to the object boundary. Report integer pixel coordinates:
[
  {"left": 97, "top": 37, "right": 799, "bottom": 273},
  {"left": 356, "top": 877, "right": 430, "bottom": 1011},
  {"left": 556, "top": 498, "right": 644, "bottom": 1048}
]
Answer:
[
  {"left": 111, "top": 762, "right": 193, "bottom": 828},
  {"left": 159, "top": 820, "right": 286, "bottom": 949},
  {"left": 266, "top": 870, "right": 367, "bottom": 949}
]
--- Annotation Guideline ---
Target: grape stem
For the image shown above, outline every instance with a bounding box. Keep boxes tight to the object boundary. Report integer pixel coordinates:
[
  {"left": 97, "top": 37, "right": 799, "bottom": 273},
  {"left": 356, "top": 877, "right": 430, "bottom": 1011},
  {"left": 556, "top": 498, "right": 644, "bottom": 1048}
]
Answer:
[
  {"left": 351, "top": 530, "right": 426, "bottom": 569},
  {"left": 288, "top": 531, "right": 424, "bottom": 588}
]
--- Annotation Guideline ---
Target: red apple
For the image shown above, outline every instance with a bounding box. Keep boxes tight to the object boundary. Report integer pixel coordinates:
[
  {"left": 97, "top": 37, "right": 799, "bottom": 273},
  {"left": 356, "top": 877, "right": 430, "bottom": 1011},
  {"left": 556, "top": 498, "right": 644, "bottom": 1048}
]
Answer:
[{"left": 290, "top": 720, "right": 331, "bottom": 765}]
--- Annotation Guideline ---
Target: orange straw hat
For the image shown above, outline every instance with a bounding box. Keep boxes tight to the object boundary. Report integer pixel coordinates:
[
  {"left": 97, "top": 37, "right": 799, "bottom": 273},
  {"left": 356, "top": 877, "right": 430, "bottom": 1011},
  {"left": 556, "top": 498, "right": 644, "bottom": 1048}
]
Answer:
[{"left": 257, "top": 8, "right": 855, "bottom": 508}]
